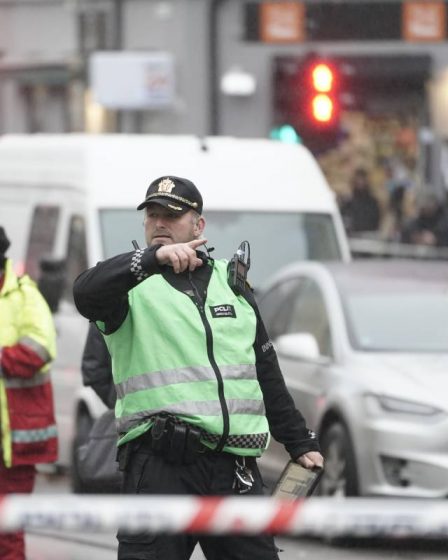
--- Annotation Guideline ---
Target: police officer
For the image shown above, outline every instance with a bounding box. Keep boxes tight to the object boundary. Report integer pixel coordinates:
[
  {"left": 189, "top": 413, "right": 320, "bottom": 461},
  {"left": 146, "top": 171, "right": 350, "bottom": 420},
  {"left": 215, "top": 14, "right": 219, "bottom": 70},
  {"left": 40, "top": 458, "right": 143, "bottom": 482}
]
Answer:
[
  {"left": 0, "top": 226, "right": 58, "bottom": 560},
  {"left": 73, "top": 176, "right": 323, "bottom": 560}
]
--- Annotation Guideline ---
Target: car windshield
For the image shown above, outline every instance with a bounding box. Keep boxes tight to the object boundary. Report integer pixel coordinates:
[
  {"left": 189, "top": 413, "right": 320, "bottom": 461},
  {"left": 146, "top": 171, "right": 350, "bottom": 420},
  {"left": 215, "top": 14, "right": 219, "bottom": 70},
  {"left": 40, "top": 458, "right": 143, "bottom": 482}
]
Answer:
[
  {"left": 344, "top": 292, "right": 448, "bottom": 352},
  {"left": 99, "top": 209, "right": 342, "bottom": 287}
]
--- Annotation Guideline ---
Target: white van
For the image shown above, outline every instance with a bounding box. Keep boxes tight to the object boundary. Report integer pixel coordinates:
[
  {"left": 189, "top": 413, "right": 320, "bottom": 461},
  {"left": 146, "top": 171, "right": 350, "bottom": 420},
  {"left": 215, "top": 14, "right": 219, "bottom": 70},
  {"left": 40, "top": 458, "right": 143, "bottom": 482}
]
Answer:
[{"left": 0, "top": 133, "right": 350, "bottom": 480}]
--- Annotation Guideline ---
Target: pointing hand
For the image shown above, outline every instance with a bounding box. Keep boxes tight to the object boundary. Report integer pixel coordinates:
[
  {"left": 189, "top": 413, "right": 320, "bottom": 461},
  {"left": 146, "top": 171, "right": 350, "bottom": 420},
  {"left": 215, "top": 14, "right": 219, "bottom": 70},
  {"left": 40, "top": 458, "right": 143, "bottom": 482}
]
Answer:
[{"left": 156, "top": 238, "right": 207, "bottom": 273}]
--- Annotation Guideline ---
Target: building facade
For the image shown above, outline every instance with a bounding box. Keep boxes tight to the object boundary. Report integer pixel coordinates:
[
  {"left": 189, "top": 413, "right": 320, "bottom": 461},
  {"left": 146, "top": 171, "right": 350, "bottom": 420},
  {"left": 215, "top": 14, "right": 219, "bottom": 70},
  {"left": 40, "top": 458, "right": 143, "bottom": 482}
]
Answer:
[{"left": 1, "top": 0, "right": 448, "bottom": 195}]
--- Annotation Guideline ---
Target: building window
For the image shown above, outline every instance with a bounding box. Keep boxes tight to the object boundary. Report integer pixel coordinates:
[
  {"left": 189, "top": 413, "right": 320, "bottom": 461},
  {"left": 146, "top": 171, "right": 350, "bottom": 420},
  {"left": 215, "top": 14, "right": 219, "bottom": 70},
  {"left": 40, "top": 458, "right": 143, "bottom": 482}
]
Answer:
[
  {"left": 20, "top": 83, "right": 70, "bottom": 133},
  {"left": 79, "top": 10, "right": 113, "bottom": 55},
  {"left": 25, "top": 205, "right": 60, "bottom": 280}
]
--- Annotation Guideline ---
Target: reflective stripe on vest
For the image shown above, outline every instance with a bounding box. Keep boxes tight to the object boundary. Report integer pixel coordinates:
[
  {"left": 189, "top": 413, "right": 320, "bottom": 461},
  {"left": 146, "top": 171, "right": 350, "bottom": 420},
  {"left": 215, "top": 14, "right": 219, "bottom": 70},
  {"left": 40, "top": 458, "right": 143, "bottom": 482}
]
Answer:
[
  {"left": 116, "top": 397, "right": 266, "bottom": 433},
  {"left": 4, "top": 372, "right": 52, "bottom": 389},
  {"left": 19, "top": 336, "right": 52, "bottom": 363},
  {"left": 11, "top": 425, "right": 58, "bottom": 444},
  {"left": 114, "top": 364, "right": 257, "bottom": 399}
]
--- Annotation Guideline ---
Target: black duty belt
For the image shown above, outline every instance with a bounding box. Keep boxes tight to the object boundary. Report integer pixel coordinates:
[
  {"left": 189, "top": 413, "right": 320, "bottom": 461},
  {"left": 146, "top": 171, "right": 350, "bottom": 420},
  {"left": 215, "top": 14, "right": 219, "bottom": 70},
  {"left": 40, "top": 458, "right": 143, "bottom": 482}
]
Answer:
[{"left": 134, "top": 415, "right": 268, "bottom": 465}]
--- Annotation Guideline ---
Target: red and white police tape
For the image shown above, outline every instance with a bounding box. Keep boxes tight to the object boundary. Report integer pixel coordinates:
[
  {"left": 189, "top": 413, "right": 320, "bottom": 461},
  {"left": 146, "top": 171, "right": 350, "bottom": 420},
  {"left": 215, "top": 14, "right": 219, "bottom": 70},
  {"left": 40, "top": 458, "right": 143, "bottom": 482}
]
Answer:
[{"left": 0, "top": 495, "right": 447, "bottom": 538}]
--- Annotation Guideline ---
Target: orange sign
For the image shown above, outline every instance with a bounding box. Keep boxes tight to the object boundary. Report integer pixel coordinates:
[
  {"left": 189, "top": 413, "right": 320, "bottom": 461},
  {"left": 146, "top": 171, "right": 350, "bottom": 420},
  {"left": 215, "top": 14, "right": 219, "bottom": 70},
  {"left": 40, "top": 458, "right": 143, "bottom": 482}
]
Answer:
[
  {"left": 403, "top": 1, "right": 446, "bottom": 42},
  {"left": 260, "top": 3, "right": 305, "bottom": 43}
]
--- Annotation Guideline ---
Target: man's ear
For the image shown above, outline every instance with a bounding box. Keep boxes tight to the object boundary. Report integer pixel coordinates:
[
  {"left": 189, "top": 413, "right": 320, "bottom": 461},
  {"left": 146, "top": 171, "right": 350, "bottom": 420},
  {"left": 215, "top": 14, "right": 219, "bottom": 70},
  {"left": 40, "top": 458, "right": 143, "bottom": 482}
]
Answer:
[{"left": 195, "top": 216, "right": 206, "bottom": 236}]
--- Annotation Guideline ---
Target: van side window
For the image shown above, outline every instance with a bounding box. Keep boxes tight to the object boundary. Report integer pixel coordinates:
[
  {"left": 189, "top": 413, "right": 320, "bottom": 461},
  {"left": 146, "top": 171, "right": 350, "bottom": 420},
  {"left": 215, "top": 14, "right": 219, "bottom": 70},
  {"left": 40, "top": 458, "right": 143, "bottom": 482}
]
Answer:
[
  {"left": 25, "top": 205, "right": 60, "bottom": 280},
  {"left": 64, "top": 215, "right": 88, "bottom": 302}
]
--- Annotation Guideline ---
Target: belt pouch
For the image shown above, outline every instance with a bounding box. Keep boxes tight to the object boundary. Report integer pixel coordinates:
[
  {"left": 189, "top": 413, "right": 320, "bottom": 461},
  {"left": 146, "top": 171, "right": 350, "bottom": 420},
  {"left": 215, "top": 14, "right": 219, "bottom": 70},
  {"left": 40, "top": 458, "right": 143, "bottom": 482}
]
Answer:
[
  {"left": 151, "top": 416, "right": 169, "bottom": 452},
  {"left": 183, "top": 426, "right": 203, "bottom": 464},
  {"left": 166, "top": 424, "right": 187, "bottom": 464}
]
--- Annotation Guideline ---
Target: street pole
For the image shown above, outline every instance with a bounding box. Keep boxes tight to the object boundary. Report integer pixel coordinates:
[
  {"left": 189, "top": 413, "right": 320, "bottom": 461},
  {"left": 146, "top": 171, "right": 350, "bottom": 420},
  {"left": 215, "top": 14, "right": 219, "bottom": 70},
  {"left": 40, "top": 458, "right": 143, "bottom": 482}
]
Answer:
[
  {"left": 112, "top": 0, "right": 123, "bottom": 132},
  {"left": 209, "top": 0, "right": 226, "bottom": 136}
]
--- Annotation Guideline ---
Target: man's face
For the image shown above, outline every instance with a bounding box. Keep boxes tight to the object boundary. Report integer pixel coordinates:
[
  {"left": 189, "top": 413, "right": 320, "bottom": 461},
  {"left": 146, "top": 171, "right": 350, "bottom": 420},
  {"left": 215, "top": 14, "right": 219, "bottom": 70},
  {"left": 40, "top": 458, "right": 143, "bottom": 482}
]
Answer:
[{"left": 144, "top": 203, "right": 205, "bottom": 246}]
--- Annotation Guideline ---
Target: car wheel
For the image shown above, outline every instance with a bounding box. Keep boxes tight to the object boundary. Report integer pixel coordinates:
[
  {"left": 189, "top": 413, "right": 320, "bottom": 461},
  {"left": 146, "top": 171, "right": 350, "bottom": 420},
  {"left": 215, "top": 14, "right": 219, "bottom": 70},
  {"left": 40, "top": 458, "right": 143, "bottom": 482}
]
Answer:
[
  {"left": 318, "top": 422, "right": 359, "bottom": 497},
  {"left": 70, "top": 409, "right": 94, "bottom": 494}
]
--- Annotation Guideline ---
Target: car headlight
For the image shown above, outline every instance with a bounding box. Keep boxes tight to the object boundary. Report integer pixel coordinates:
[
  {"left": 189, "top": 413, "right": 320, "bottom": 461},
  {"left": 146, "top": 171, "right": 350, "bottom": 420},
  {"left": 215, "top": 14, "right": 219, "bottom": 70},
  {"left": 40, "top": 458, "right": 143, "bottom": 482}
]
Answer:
[{"left": 366, "top": 394, "right": 445, "bottom": 417}]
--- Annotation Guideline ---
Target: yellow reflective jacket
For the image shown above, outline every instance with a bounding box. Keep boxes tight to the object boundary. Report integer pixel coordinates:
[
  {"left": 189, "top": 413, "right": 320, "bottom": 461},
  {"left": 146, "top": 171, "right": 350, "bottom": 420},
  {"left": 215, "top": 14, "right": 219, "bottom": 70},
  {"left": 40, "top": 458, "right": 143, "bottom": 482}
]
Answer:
[{"left": 0, "top": 259, "right": 58, "bottom": 467}]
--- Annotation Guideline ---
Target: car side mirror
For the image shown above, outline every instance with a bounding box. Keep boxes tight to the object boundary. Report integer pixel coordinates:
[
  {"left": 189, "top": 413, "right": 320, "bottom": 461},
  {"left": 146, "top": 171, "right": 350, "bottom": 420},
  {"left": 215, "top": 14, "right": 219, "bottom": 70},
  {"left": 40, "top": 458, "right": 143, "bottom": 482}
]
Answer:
[
  {"left": 275, "top": 332, "right": 321, "bottom": 362},
  {"left": 38, "top": 257, "right": 67, "bottom": 313}
]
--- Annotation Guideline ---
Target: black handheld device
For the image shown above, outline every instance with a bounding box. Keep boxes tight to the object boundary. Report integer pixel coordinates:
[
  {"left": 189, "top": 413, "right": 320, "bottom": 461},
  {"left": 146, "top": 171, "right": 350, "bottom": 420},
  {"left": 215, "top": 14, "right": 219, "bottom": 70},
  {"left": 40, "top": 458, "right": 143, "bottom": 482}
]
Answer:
[{"left": 228, "top": 240, "right": 251, "bottom": 295}]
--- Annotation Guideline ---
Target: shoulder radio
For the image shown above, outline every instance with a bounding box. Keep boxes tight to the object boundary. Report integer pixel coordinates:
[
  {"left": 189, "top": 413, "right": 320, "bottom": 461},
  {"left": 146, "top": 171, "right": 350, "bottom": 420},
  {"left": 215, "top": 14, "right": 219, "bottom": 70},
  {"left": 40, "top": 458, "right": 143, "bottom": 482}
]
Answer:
[{"left": 228, "top": 240, "right": 251, "bottom": 295}]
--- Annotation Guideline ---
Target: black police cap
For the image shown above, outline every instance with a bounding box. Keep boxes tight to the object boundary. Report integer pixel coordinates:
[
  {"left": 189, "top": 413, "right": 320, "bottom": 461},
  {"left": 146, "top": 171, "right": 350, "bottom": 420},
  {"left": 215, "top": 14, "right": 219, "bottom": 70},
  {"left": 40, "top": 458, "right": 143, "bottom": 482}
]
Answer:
[{"left": 136, "top": 176, "right": 203, "bottom": 215}]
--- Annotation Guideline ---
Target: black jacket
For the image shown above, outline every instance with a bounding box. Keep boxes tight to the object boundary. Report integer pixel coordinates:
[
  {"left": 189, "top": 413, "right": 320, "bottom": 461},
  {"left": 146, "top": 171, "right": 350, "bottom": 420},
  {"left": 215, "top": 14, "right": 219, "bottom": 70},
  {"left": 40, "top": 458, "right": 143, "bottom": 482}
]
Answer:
[
  {"left": 81, "top": 322, "right": 116, "bottom": 410},
  {"left": 73, "top": 246, "right": 320, "bottom": 460}
]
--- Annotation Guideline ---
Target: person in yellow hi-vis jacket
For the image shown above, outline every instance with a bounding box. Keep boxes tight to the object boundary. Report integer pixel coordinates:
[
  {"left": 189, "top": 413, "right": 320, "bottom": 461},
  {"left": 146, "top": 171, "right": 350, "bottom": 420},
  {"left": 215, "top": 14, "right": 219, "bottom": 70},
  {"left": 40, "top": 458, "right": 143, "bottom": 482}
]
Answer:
[{"left": 0, "top": 226, "right": 58, "bottom": 560}]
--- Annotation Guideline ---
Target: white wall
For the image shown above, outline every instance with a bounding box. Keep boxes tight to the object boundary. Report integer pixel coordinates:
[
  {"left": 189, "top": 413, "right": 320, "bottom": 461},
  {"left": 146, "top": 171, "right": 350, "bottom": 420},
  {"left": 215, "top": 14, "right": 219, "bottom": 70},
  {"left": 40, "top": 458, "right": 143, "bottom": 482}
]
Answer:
[{"left": 0, "top": 3, "right": 76, "bottom": 61}]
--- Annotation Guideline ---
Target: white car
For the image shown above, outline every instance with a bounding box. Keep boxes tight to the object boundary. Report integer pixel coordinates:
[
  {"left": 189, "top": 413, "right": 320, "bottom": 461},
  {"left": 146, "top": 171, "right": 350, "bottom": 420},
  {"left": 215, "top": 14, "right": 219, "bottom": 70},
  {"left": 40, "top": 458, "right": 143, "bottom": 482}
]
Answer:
[{"left": 257, "top": 259, "right": 448, "bottom": 498}]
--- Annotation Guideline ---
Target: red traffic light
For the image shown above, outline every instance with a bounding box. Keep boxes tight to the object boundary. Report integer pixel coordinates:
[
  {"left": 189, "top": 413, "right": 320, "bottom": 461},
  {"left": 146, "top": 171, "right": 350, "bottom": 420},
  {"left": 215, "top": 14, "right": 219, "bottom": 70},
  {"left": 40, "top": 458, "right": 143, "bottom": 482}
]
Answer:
[
  {"left": 271, "top": 54, "right": 342, "bottom": 153},
  {"left": 311, "top": 93, "right": 335, "bottom": 123},
  {"left": 306, "top": 60, "right": 339, "bottom": 126},
  {"left": 311, "top": 63, "right": 334, "bottom": 93}
]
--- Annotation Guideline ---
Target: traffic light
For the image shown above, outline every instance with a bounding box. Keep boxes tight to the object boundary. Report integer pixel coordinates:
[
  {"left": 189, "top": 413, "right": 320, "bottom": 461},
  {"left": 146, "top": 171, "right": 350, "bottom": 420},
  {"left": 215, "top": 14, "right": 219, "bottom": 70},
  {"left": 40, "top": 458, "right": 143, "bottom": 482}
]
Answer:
[
  {"left": 272, "top": 55, "right": 342, "bottom": 154},
  {"left": 306, "top": 60, "right": 339, "bottom": 128}
]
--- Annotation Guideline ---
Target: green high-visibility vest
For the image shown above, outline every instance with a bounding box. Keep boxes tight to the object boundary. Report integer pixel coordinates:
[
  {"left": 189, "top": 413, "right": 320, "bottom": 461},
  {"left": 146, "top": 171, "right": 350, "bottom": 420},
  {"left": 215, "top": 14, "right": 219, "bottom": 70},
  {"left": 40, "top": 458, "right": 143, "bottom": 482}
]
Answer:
[{"left": 103, "top": 260, "right": 270, "bottom": 456}]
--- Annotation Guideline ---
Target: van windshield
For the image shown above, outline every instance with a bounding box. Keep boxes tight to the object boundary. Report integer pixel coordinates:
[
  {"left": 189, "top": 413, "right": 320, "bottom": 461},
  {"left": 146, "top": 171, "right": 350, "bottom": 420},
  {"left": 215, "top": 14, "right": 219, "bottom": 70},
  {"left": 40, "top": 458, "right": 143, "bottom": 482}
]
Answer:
[{"left": 99, "top": 210, "right": 342, "bottom": 287}]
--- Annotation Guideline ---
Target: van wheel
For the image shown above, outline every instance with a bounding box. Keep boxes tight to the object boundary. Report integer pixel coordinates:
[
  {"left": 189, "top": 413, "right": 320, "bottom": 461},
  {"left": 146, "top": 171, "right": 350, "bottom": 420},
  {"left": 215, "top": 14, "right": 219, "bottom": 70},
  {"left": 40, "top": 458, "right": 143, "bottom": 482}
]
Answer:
[
  {"left": 318, "top": 422, "right": 359, "bottom": 497},
  {"left": 70, "top": 410, "right": 94, "bottom": 494}
]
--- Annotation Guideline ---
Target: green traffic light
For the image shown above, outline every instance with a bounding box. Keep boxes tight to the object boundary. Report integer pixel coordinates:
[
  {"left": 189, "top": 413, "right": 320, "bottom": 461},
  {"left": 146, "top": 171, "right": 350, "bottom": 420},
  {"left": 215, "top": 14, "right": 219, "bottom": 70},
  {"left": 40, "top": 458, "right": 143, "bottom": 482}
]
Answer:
[{"left": 269, "top": 124, "right": 301, "bottom": 144}]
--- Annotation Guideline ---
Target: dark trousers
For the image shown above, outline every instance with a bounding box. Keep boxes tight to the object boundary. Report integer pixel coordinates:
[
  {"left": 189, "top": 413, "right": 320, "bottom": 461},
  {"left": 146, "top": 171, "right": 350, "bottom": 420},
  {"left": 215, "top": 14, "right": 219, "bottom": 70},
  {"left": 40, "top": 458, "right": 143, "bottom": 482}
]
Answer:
[
  {"left": 117, "top": 446, "right": 280, "bottom": 560},
  {"left": 0, "top": 460, "right": 36, "bottom": 560}
]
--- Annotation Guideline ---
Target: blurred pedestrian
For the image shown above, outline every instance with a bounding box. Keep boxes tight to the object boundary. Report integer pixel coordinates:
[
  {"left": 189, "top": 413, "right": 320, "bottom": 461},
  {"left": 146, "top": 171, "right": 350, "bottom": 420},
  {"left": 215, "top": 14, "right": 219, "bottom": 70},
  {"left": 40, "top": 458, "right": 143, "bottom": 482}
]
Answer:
[
  {"left": 0, "top": 226, "right": 57, "bottom": 560},
  {"left": 339, "top": 168, "right": 380, "bottom": 235},
  {"left": 401, "top": 194, "right": 448, "bottom": 247},
  {"left": 73, "top": 175, "right": 323, "bottom": 560},
  {"left": 382, "top": 158, "right": 415, "bottom": 239}
]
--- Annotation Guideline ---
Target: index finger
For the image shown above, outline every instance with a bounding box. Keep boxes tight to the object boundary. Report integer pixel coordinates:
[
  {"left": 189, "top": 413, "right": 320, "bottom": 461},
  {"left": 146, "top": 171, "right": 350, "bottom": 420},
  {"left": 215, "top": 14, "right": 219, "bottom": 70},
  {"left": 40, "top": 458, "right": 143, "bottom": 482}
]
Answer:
[{"left": 188, "top": 238, "right": 207, "bottom": 249}]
